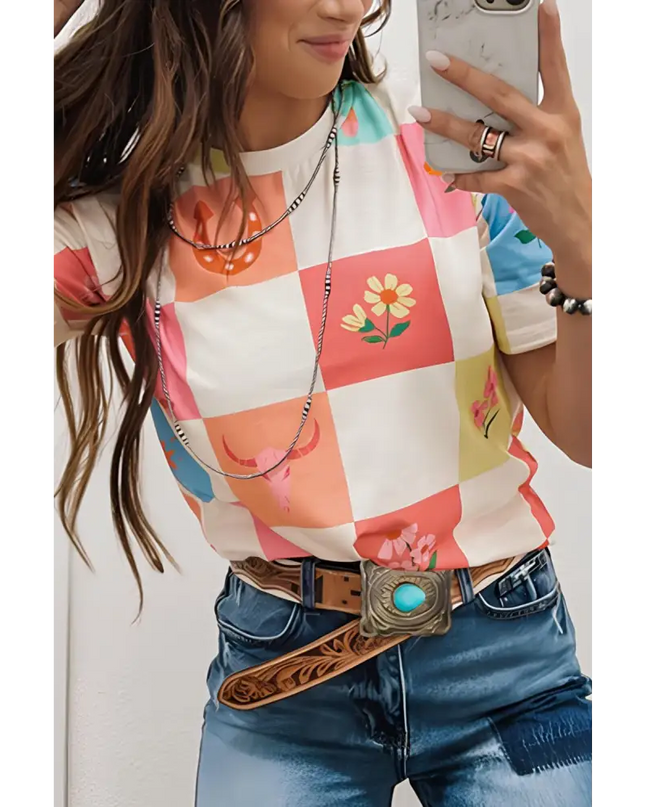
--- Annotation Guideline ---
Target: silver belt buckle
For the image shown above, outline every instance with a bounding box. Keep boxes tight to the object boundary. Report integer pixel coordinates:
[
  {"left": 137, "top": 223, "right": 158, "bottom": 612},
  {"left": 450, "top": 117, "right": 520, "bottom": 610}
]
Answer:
[{"left": 360, "top": 561, "right": 453, "bottom": 638}]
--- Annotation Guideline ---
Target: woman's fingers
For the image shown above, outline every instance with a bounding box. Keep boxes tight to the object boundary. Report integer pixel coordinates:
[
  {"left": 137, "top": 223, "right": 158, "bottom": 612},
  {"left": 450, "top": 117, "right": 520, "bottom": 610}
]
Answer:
[
  {"left": 424, "top": 2, "right": 581, "bottom": 130},
  {"left": 424, "top": 50, "right": 540, "bottom": 132},
  {"left": 538, "top": 0, "right": 576, "bottom": 112},
  {"left": 443, "top": 172, "right": 494, "bottom": 195},
  {"left": 408, "top": 107, "right": 521, "bottom": 164}
]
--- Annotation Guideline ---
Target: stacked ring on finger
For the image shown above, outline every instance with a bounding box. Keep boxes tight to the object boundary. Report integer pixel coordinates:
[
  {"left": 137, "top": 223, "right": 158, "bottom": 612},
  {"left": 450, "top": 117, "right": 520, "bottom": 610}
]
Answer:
[
  {"left": 473, "top": 120, "right": 509, "bottom": 163},
  {"left": 482, "top": 129, "right": 508, "bottom": 162},
  {"left": 476, "top": 124, "right": 494, "bottom": 158},
  {"left": 469, "top": 121, "right": 492, "bottom": 164}
]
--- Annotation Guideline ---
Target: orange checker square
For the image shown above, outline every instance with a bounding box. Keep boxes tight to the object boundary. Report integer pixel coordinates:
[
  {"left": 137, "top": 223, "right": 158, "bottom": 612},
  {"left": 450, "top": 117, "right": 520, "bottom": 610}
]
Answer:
[
  {"left": 168, "top": 171, "right": 298, "bottom": 303},
  {"left": 203, "top": 393, "right": 353, "bottom": 529},
  {"left": 299, "top": 240, "right": 454, "bottom": 390},
  {"left": 354, "top": 486, "right": 467, "bottom": 572}
]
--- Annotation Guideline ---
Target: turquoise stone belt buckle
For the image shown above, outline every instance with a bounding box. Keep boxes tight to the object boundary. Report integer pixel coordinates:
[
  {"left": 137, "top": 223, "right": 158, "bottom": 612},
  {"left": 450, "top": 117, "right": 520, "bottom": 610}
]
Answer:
[{"left": 359, "top": 561, "right": 453, "bottom": 638}]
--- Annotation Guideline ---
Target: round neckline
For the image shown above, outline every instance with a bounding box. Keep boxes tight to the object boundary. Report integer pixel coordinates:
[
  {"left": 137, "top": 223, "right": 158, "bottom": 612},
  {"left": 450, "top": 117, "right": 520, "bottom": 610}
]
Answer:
[{"left": 212, "top": 85, "right": 349, "bottom": 177}]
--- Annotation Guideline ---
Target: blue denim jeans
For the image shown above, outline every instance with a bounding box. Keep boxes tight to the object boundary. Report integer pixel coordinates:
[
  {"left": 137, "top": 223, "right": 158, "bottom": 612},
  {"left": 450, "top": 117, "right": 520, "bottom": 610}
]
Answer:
[{"left": 195, "top": 550, "right": 591, "bottom": 806}]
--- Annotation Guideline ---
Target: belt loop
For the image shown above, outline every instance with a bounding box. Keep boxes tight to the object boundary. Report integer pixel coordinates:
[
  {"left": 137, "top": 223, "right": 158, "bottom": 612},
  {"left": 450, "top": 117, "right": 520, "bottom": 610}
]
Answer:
[
  {"left": 455, "top": 568, "right": 475, "bottom": 605},
  {"left": 300, "top": 559, "right": 317, "bottom": 610}
]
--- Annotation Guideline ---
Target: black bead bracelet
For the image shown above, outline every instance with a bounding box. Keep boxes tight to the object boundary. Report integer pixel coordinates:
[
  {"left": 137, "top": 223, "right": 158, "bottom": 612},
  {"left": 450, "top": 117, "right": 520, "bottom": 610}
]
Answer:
[{"left": 539, "top": 262, "right": 592, "bottom": 316}]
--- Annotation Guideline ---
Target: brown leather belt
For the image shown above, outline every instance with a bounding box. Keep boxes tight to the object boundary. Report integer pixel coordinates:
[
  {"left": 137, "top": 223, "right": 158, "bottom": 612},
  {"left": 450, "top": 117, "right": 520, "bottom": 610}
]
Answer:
[{"left": 218, "top": 555, "right": 520, "bottom": 711}]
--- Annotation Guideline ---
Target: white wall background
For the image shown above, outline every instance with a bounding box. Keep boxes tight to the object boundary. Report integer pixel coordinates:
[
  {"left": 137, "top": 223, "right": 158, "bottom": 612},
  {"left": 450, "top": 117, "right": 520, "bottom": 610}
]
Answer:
[{"left": 54, "top": 2, "right": 591, "bottom": 805}]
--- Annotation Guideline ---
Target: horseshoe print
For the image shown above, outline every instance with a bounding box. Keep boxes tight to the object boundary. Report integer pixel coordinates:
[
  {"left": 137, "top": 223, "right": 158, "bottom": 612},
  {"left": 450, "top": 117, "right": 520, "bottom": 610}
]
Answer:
[{"left": 191, "top": 198, "right": 264, "bottom": 275}]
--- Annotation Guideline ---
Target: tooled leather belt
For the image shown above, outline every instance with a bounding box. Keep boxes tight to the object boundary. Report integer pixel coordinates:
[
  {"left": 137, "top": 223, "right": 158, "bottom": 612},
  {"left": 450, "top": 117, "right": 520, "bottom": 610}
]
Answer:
[{"left": 218, "top": 554, "right": 523, "bottom": 711}]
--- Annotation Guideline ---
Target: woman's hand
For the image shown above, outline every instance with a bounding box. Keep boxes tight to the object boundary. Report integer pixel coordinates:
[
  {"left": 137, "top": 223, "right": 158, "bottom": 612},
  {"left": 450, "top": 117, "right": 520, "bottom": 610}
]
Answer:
[
  {"left": 410, "top": 0, "right": 591, "bottom": 266},
  {"left": 55, "top": 0, "right": 85, "bottom": 37}
]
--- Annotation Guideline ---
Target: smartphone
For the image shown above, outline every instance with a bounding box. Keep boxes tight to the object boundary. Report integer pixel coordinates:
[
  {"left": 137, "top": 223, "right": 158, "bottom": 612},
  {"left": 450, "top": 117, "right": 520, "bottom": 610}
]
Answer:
[{"left": 417, "top": 0, "right": 540, "bottom": 174}]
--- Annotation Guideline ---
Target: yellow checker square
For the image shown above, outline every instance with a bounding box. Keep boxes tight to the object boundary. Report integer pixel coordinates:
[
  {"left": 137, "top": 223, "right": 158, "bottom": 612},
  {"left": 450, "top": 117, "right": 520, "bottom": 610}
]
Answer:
[
  {"left": 455, "top": 346, "right": 513, "bottom": 483},
  {"left": 482, "top": 293, "right": 511, "bottom": 355}
]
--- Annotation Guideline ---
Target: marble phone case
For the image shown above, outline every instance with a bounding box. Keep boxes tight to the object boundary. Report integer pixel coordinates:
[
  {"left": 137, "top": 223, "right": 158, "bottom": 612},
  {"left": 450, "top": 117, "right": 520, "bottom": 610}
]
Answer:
[{"left": 417, "top": 0, "right": 540, "bottom": 173}]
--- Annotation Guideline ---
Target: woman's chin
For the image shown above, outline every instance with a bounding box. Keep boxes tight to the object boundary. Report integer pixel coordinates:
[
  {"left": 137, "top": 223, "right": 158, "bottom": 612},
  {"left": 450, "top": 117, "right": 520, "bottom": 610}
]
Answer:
[{"left": 280, "top": 64, "right": 346, "bottom": 101}]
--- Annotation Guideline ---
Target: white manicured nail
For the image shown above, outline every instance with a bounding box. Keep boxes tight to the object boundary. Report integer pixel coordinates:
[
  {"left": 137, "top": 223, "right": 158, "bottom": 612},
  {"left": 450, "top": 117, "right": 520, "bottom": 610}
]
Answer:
[
  {"left": 425, "top": 51, "right": 451, "bottom": 71},
  {"left": 543, "top": 0, "right": 559, "bottom": 16},
  {"left": 441, "top": 173, "right": 456, "bottom": 185},
  {"left": 408, "top": 106, "right": 432, "bottom": 123}
]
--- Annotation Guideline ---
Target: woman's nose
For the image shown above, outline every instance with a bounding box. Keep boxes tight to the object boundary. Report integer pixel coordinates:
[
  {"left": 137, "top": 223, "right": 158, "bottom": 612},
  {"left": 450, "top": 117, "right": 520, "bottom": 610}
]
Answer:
[{"left": 316, "top": 0, "right": 370, "bottom": 26}]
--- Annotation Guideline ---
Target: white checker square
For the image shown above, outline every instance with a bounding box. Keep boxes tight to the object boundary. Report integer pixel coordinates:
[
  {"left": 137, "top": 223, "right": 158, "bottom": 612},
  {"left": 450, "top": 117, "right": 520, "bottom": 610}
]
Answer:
[
  {"left": 329, "top": 365, "right": 460, "bottom": 522},
  {"left": 496, "top": 285, "right": 558, "bottom": 354},
  {"left": 274, "top": 524, "right": 360, "bottom": 562},
  {"left": 454, "top": 458, "right": 547, "bottom": 565},
  {"left": 72, "top": 195, "right": 124, "bottom": 298},
  {"left": 201, "top": 500, "right": 263, "bottom": 560},
  {"left": 55, "top": 207, "right": 85, "bottom": 253},
  {"left": 479, "top": 236, "right": 498, "bottom": 298},
  {"left": 150, "top": 247, "right": 177, "bottom": 308},
  {"left": 175, "top": 272, "right": 324, "bottom": 418},
  {"left": 431, "top": 228, "right": 495, "bottom": 360},
  {"left": 284, "top": 138, "right": 426, "bottom": 270}
]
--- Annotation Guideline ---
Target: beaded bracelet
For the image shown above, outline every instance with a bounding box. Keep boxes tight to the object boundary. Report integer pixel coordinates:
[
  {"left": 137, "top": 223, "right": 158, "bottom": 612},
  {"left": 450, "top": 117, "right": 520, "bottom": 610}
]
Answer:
[{"left": 539, "top": 262, "right": 592, "bottom": 316}]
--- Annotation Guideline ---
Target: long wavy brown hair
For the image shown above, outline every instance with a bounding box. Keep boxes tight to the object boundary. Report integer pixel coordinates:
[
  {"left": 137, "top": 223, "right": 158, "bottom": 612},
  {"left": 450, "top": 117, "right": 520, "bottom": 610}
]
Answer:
[{"left": 55, "top": 0, "right": 391, "bottom": 607}]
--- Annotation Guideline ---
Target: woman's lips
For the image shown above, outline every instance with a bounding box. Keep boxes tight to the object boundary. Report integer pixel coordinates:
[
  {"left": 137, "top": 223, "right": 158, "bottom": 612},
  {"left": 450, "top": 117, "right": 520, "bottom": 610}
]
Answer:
[{"left": 301, "top": 39, "right": 351, "bottom": 63}]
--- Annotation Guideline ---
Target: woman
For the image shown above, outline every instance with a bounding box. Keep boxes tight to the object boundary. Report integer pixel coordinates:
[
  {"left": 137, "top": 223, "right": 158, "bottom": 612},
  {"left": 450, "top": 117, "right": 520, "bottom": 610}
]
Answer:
[{"left": 54, "top": 1, "right": 592, "bottom": 805}]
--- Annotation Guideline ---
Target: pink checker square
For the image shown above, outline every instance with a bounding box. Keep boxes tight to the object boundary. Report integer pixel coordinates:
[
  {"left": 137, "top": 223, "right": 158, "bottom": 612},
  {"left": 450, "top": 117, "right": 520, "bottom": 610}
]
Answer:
[
  {"left": 299, "top": 240, "right": 454, "bottom": 390},
  {"left": 249, "top": 509, "right": 312, "bottom": 561},
  {"left": 397, "top": 123, "right": 476, "bottom": 239},
  {"left": 118, "top": 298, "right": 200, "bottom": 422},
  {"left": 152, "top": 301, "right": 201, "bottom": 421},
  {"left": 354, "top": 486, "right": 468, "bottom": 572}
]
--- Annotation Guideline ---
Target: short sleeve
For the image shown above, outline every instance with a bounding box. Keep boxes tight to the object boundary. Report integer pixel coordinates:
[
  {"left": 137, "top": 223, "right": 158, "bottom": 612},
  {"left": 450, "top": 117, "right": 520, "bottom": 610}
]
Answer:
[
  {"left": 477, "top": 193, "right": 557, "bottom": 355},
  {"left": 54, "top": 197, "right": 117, "bottom": 346}
]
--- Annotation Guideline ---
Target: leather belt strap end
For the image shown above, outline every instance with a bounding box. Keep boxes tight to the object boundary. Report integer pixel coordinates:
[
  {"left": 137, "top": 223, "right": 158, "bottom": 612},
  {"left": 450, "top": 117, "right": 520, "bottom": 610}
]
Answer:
[{"left": 218, "top": 618, "right": 405, "bottom": 710}]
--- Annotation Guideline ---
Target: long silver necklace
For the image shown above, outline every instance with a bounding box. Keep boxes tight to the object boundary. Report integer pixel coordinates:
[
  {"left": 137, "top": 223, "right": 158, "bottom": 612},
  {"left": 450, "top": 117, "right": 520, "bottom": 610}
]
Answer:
[
  {"left": 154, "top": 89, "right": 342, "bottom": 481},
  {"left": 167, "top": 112, "right": 339, "bottom": 252}
]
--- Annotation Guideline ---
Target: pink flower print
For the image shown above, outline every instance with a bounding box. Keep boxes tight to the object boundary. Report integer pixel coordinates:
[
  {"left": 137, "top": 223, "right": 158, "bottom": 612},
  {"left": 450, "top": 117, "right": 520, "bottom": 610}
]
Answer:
[
  {"left": 399, "top": 523, "right": 418, "bottom": 547},
  {"left": 472, "top": 366, "right": 501, "bottom": 438},
  {"left": 342, "top": 108, "right": 359, "bottom": 139},
  {"left": 410, "top": 534, "right": 437, "bottom": 571},
  {"left": 471, "top": 399, "right": 489, "bottom": 429},
  {"left": 388, "top": 557, "right": 416, "bottom": 571},
  {"left": 484, "top": 366, "right": 498, "bottom": 401},
  {"left": 377, "top": 524, "right": 418, "bottom": 562}
]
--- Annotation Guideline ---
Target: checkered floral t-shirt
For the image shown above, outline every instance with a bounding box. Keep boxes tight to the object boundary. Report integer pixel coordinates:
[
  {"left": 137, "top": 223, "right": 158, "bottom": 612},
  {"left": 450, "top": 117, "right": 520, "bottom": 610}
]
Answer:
[{"left": 55, "top": 79, "right": 557, "bottom": 573}]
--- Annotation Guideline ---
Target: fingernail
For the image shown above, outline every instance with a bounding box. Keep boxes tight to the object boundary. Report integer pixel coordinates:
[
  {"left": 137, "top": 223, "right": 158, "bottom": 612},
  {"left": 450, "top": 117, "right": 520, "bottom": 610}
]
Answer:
[
  {"left": 441, "top": 173, "right": 455, "bottom": 185},
  {"left": 425, "top": 51, "right": 451, "bottom": 71},
  {"left": 543, "top": 0, "right": 558, "bottom": 15},
  {"left": 408, "top": 105, "right": 432, "bottom": 123}
]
